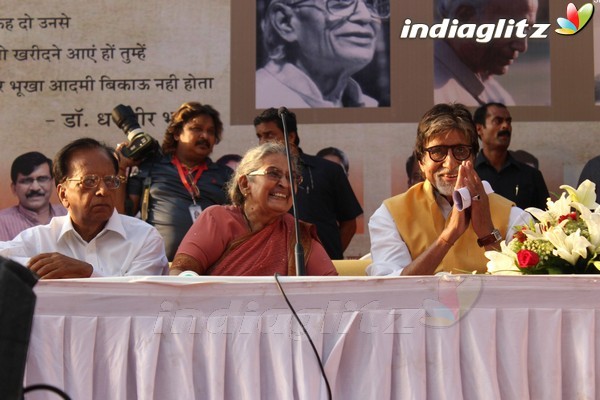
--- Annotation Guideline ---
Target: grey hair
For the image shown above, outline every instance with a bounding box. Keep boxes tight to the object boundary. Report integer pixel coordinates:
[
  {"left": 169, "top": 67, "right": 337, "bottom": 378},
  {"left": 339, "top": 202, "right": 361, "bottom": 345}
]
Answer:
[
  {"left": 414, "top": 103, "right": 479, "bottom": 162},
  {"left": 227, "top": 142, "right": 300, "bottom": 206},
  {"left": 435, "top": 0, "right": 485, "bottom": 22}
]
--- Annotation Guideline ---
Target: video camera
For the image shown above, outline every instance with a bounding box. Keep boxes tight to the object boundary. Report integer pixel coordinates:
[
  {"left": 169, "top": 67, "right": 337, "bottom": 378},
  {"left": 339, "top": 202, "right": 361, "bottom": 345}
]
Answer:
[{"left": 111, "top": 104, "right": 159, "bottom": 161}]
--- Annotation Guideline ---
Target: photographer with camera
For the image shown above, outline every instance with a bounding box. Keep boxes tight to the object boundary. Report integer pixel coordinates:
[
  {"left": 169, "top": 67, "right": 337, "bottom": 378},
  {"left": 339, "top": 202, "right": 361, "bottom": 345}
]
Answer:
[{"left": 115, "top": 102, "right": 232, "bottom": 261}]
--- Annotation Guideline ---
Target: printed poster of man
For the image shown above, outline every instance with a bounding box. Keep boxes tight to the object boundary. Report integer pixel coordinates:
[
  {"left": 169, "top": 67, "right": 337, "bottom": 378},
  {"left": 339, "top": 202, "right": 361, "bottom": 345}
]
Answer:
[
  {"left": 255, "top": 0, "right": 391, "bottom": 109},
  {"left": 433, "top": 0, "right": 550, "bottom": 106}
]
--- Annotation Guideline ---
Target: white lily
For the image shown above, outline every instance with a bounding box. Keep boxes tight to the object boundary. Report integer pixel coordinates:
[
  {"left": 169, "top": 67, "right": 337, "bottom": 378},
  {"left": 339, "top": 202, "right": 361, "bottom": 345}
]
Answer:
[
  {"left": 521, "top": 225, "right": 545, "bottom": 240},
  {"left": 485, "top": 241, "right": 521, "bottom": 275},
  {"left": 526, "top": 193, "right": 571, "bottom": 225},
  {"left": 525, "top": 207, "right": 554, "bottom": 226},
  {"left": 545, "top": 227, "right": 591, "bottom": 265},
  {"left": 548, "top": 193, "right": 573, "bottom": 219},
  {"left": 577, "top": 205, "right": 600, "bottom": 250},
  {"left": 560, "top": 180, "right": 599, "bottom": 210}
]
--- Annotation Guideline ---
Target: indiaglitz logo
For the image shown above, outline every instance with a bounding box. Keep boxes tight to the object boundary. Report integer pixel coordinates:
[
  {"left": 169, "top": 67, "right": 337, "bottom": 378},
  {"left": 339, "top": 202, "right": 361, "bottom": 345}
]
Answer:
[
  {"left": 420, "top": 275, "right": 482, "bottom": 328},
  {"left": 556, "top": 3, "right": 594, "bottom": 35},
  {"left": 399, "top": 18, "right": 550, "bottom": 43}
]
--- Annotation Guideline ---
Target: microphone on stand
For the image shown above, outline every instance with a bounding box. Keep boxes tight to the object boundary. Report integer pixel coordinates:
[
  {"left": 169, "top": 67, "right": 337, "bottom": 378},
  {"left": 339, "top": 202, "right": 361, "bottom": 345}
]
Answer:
[{"left": 278, "top": 107, "right": 306, "bottom": 276}]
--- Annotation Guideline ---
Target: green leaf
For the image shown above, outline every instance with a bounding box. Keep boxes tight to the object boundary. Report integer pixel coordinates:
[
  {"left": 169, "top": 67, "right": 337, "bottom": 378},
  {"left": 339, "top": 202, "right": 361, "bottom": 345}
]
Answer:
[{"left": 546, "top": 267, "right": 564, "bottom": 274}]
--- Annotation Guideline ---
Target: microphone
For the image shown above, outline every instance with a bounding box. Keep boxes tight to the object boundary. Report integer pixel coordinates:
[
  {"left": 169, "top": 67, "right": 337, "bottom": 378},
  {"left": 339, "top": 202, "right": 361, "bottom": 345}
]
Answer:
[
  {"left": 278, "top": 106, "right": 288, "bottom": 118},
  {"left": 279, "top": 107, "right": 305, "bottom": 276}
]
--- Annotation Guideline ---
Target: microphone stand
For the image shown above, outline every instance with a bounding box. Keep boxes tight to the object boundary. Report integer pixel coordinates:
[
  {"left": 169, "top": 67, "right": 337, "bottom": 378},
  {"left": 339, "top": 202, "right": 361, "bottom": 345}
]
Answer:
[{"left": 279, "top": 110, "right": 306, "bottom": 276}]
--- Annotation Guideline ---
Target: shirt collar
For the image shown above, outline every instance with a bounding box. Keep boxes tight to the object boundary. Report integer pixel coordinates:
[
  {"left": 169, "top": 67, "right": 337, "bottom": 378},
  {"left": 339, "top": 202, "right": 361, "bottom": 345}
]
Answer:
[
  {"left": 163, "top": 154, "right": 216, "bottom": 168},
  {"left": 263, "top": 61, "right": 377, "bottom": 107},
  {"left": 16, "top": 203, "right": 50, "bottom": 224},
  {"left": 58, "top": 209, "right": 125, "bottom": 243},
  {"left": 435, "top": 40, "right": 486, "bottom": 101},
  {"left": 475, "top": 150, "right": 521, "bottom": 171}
]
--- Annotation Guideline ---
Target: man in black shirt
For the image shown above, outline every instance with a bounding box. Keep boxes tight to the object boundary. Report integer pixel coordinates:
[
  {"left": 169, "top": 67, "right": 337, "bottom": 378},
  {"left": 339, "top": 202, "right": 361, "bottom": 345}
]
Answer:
[
  {"left": 253, "top": 108, "right": 363, "bottom": 259},
  {"left": 473, "top": 103, "right": 549, "bottom": 210},
  {"left": 124, "top": 102, "right": 232, "bottom": 260}
]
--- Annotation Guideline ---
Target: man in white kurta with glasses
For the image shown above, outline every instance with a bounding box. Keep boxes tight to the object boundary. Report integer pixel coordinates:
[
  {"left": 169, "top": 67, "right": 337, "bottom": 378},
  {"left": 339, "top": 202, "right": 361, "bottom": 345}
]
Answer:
[
  {"left": 0, "top": 138, "right": 167, "bottom": 279},
  {"left": 368, "top": 103, "right": 531, "bottom": 276}
]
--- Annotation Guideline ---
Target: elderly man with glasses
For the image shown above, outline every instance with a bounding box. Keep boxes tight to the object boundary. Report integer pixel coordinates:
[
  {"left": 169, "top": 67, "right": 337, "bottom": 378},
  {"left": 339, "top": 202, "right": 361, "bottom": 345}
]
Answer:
[
  {"left": 0, "top": 151, "right": 67, "bottom": 241},
  {"left": 256, "top": 0, "right": 390, "bottom": 108},
  {"left": 367, "top": 103, "right": 531, "bottom": 276},
  {"left": 0, "top": 138, "right": 168, "bottom": 279}
]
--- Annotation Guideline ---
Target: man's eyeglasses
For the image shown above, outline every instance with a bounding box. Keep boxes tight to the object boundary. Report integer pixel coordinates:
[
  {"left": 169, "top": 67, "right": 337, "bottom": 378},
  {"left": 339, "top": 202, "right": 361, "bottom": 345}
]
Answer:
[
  {"left": 248, "top": 167, "right": 303, "bottom": 186},
  {"left": 424, "top": 145, "right": 473, "bottom": 163},
  {"left": 289, "top": 0, "right": 390, "bottom": 19},
  {"left": 65, "top": 174, "right": 124, "bottom": 190},
  {"left": 17, "top": 176, "right": 52, "bottom": 186}
]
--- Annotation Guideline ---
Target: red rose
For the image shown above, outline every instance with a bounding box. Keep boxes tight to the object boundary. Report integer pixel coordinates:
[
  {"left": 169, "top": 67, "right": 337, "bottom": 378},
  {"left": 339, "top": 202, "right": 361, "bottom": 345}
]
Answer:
[{"left": 517, "top": 250, "right": 540, "bottom": 268}]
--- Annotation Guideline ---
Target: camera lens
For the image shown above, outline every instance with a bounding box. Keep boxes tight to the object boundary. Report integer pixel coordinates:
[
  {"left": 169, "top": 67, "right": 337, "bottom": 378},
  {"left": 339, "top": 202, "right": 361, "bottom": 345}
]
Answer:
[{"left": 112, "top": 105, "right": 142, "bottom": 134}]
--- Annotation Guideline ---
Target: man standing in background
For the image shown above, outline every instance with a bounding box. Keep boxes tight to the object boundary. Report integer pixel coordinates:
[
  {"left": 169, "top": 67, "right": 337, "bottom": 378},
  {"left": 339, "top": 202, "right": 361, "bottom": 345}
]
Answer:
[
  {"left": 473, "top": 102, "right": 549, "bottom": 209},
  {"left": 579, "top": 155, "right": 600, "bottom": 196},
  {"left": 253, "top": 108, "right": 363, "bottom": 259},
  {"left": 0, "top": 138, "right": 168, "bottom": 278},
  {"left": 0, "top": 152, "right": 66, "bottom": 241}
]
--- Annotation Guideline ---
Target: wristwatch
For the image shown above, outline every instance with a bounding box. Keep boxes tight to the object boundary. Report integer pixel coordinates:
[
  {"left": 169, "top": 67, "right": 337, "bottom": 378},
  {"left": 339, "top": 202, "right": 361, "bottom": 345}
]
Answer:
[{"left": 477, "top": 228, "right": 502, "bottom": 247}]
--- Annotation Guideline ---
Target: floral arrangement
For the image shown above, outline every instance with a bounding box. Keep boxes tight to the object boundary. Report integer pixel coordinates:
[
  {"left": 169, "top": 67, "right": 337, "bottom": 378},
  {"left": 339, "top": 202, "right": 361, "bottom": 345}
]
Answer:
[{"left": 485, "top": 180, "right": 600, "bottom": 275}]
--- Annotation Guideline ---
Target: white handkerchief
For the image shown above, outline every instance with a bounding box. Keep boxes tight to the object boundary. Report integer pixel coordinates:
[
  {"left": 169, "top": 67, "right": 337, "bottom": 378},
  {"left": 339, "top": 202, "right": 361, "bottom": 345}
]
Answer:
[{"left": 453, "top": 181, "right": 494, "bottom": 211}]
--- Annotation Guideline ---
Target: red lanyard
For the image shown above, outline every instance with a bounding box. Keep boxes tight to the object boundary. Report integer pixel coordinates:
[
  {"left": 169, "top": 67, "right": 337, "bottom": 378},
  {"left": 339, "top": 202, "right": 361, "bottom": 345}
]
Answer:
[{"left": 172, "top": 156, "right": 207, "bottom": 199}]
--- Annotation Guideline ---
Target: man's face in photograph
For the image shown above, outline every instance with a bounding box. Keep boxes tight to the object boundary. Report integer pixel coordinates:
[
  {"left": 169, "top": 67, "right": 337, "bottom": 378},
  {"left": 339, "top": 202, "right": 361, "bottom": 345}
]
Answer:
[
  {"left": 459, "top": 0, "right": 538, "bottom": 76},
  {"left": 290, "top": 0, "right": 381, "bottom": 75}
]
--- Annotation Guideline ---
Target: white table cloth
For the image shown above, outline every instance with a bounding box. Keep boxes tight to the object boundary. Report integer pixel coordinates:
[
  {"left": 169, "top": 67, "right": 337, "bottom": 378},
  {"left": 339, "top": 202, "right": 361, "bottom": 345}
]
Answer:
[{"left": 24, "top": 275, "right": 600, "bottom": 399}]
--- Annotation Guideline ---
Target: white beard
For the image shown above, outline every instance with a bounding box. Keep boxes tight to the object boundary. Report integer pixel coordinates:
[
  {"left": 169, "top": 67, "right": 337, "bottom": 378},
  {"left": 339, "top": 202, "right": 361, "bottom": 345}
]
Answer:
[{"left": 432, "top": 170, "right": 458, "bottom": 198}]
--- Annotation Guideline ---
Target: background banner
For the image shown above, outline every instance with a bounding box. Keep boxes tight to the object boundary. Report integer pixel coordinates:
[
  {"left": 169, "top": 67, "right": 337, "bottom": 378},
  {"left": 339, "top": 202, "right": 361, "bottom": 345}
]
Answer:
[{"left": 1, "top": 0, "right": 599, "bottom": 257}]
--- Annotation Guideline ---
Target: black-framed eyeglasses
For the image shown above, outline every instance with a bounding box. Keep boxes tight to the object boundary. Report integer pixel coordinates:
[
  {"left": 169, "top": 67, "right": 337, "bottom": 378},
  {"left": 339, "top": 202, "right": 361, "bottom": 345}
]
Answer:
[
  {"left": 248, "top": 167, "right": 303, "bottom": 186},
  {"left": 289, "top": 0, "right": 390, "bottom": 19},
  {"left": 17, "top": 175, "right": 52, "bottom": 186},
  {"left": 424, "top": 145, "right": 473, "bottom": 163},
  {"left": 65, "top": 174, "right": 123, "bottom": 190}
]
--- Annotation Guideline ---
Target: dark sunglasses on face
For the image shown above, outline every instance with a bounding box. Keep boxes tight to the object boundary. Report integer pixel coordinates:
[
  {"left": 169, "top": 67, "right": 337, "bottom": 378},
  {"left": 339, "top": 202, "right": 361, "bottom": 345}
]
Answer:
[{"left": 424, "top": 145, "right": 472, "bottom": 162}]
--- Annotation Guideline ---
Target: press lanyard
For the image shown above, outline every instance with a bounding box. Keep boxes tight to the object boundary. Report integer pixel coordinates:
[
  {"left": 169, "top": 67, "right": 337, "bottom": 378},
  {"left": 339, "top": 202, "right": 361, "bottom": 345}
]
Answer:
[{"left": 172, "top": 156, "right": 207, "bottom": 203}]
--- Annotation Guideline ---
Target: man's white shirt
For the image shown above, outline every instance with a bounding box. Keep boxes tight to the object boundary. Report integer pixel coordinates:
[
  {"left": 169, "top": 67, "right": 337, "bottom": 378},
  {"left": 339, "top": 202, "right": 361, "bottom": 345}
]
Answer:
[{"left": 0, "top": 209, "right": 168, "bottom": 276}]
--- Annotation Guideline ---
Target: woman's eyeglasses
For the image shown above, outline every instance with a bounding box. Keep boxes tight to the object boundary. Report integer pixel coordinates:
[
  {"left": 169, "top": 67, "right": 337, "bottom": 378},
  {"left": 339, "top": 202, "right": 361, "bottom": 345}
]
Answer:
[
  {"left": 65, "top": 174, "right": 124, "bottom": 190},
  {"left": 424, "top": 145, "right": 472, "bottom": 162},
  {"left": 248, "top": 167, "right": 303, "bottom": 185}
]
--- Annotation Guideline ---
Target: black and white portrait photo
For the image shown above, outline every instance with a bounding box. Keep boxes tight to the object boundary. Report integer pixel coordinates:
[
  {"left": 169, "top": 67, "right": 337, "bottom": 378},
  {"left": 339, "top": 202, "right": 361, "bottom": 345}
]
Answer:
[
  {"left": 256, "top": 0, "right": 391, "bottom": 109},
  {"left": 434, "top": 0, "right": 550, "bottom": 106}
]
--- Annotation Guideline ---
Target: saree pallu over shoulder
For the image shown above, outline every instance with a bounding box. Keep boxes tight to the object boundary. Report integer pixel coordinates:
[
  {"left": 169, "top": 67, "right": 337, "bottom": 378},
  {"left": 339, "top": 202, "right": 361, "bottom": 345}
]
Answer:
[{"left": 207, "top": 214, "right": 315, "bottom": 276}]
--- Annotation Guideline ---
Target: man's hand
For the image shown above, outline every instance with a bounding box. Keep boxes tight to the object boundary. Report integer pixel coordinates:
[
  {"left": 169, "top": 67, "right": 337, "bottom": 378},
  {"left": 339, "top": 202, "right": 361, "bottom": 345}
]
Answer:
[
  {"left": 456, "top": 160, "right": 494, "bottom": 238},
  {"left": 115, "top": 141, "right": 141, "bottom": 171},
  {"left": 28, "top": 252, "right": 94, "bottom": 279}
]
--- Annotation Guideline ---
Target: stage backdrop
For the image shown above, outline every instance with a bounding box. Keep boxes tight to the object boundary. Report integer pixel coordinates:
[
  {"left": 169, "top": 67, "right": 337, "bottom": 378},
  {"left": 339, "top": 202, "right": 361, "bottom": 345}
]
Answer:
[{"left": 1, "top": 0, "right": 599, "bottom": 258}]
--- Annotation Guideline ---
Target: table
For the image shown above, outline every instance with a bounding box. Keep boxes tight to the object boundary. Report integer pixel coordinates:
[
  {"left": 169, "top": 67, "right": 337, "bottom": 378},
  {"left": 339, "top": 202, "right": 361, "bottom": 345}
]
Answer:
[{"left": 24, "top": 275, "right": 600, "bottom": 399}]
